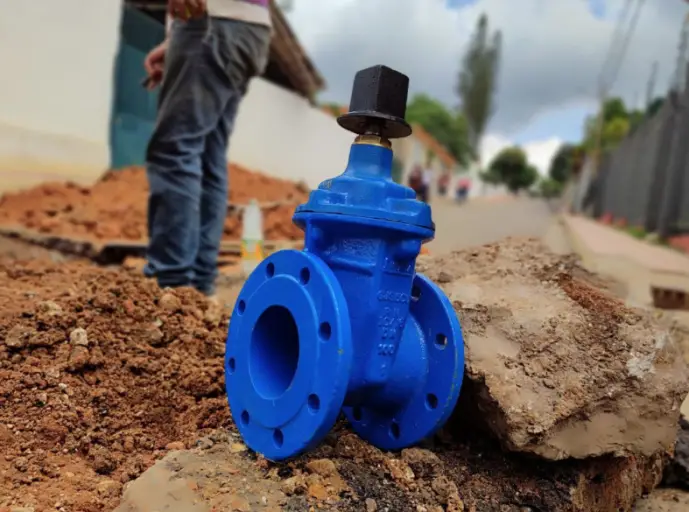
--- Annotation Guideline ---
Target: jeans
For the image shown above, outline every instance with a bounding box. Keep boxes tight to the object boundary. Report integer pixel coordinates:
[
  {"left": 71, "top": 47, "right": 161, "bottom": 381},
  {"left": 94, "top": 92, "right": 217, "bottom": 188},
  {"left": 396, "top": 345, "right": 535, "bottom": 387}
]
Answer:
[{"left": 144, "top": 17, "right": 270, "bottom": 295}]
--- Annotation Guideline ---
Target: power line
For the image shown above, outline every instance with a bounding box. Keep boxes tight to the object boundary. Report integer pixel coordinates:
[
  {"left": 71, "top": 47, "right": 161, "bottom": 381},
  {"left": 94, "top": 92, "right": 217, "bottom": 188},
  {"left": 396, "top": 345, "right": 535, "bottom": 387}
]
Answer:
[
  {"left": 581, "top": 0, "right": 646, "bottom": 205},
  {"left": 645, "top": 60, "right": 658, "bottom": 109},
  {"left": 602, "top": 0, "right": 647, "bottom": 93},
  {"left": 598, "top": 0, "right": 634, "bottom": 92}
]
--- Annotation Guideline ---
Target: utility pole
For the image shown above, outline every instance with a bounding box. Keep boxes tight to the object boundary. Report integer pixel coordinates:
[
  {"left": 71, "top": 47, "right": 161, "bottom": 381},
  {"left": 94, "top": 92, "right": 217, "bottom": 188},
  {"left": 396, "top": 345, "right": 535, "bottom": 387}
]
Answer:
[
  {"left": 645, "top": 60, "right": 658, "bottom": 110},
  {"left": 673, "top": 12, "right": 689, "bottom": 92},
  {"left": 589, "top": 0, "right": 645, "bottom": 172}
]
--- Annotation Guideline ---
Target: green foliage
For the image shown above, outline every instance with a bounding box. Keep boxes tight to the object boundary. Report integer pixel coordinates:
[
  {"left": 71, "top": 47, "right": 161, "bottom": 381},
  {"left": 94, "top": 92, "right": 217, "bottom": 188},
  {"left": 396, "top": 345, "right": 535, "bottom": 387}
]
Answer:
[
  {"left": 487, "top": 146, "right": 538, "bottom": 193},
  {"left": 624, "top": 225, "right": 647, "bottom": 239},
  {"left": 548, "top": 144, "right": 576, "bottom": 184},
  {"left": 628, "top": 109, "right": 644, "bottom": 130},
  {"left": 406, "top": 94, "right": 471, "bottom": 166},
  {"left": 601, "top": 117, "right": 630, "bottom": 150},
  {"left": 646, "top": 97, "right": 665, "bottom": 117},
  {"left": 582, "top": 96, "right": 633, "bottom": 152},
  {"left": 457, "top": 13, "right": 501, "bottom": 158},
  {"left": 602, "top": 97, "right": 627, "bottom": 123},
  {"left": 538, "top": 177, "right": 564, "bottom": 198}
]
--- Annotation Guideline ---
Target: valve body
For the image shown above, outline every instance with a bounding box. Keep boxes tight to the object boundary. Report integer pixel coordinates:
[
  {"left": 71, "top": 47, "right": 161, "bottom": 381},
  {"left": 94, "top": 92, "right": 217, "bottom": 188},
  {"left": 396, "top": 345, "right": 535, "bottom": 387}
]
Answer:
[{"left": 225, "top": 66, "right": 464, "bottom": 460}]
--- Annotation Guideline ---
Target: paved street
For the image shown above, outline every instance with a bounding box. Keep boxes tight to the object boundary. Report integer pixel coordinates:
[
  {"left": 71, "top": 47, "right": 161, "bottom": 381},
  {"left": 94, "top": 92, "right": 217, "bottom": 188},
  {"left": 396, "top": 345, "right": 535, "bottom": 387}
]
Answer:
[{"left": 426, "top": 197, "right": 556, "bottom": 254}]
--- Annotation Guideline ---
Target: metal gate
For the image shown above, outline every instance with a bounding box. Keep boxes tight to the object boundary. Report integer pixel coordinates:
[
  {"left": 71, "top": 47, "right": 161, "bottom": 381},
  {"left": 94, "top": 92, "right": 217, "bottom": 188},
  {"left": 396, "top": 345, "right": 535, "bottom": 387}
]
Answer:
[{"left": 109, "top": 5, "right": 165, "bottom": 169}]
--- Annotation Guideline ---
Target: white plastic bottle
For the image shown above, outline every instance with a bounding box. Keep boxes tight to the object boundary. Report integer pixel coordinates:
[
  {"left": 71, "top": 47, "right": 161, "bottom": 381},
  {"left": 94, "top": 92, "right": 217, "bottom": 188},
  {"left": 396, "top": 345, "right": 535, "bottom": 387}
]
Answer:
[{"left": 241, "top": 199, "right": 264, "bottom": 275}]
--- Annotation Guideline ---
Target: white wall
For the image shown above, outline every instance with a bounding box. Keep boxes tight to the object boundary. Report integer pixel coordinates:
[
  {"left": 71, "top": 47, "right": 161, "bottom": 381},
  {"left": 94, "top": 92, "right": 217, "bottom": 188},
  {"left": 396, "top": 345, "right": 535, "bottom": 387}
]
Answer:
[
  {"left": 0, "top": 1, "right": 121, "bottom": 189},
  {"left": 231, "top": 78, "right": 353, "bottom": 189},
  {"left": 0, "top": 3, "right": 354, "bottom": 193}
]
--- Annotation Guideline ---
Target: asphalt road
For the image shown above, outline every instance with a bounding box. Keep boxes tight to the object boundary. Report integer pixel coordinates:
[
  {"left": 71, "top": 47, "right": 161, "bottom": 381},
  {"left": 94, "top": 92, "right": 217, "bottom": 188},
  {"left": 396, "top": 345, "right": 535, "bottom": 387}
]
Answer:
[{"left": 426, "top": 197, "right": 556, "bottom": 255}]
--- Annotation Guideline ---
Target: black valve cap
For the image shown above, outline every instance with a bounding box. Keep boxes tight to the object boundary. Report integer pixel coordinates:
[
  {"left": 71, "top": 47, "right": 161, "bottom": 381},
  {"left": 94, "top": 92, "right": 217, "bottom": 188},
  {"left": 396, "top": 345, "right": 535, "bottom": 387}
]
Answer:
[{"left": 337, "top": 65, "right": 412, "bottom": 139}]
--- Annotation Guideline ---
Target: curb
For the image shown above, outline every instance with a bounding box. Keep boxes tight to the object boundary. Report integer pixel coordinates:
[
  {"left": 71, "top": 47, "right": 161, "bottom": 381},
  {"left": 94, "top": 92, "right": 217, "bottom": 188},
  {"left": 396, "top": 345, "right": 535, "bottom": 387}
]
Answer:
[{"left": 559, "top": 215, "right": 689, "bottom": 306}]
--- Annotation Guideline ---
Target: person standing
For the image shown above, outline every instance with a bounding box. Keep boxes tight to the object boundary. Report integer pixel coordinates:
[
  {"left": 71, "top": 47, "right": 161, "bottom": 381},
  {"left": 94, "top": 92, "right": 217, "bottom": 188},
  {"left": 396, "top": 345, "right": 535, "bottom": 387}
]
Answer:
[{"left": 142, "top": 0, "right": 272, "bottom": 297}]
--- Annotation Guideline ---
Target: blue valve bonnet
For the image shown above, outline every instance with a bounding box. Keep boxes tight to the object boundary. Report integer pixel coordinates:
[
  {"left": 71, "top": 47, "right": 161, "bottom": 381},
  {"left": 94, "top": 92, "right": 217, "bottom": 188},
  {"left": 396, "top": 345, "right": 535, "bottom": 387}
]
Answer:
[{"left": 225, "top": 65, "right": 464, "bottom": 461}]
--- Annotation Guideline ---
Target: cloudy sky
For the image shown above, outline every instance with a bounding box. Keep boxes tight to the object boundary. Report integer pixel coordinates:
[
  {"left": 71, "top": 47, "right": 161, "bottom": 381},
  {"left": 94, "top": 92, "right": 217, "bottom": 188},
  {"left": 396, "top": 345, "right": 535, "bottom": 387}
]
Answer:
[{"left": 285, "top": 0, "right": 687, "bottom": 173}]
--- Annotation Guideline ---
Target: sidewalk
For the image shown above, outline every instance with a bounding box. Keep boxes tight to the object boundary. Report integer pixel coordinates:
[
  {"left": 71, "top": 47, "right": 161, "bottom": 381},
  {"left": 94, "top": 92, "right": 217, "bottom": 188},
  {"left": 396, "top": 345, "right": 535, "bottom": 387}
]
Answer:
[{"left": 562, "top": 215, "right": 689, "bottom": 307}]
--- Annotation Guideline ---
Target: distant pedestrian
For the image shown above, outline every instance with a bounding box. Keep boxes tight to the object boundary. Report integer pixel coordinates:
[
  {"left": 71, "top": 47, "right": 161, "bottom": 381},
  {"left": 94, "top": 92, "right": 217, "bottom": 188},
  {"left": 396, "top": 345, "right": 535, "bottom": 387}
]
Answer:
[
  {"left": 456, "top": 178, "right": 470, "bottom": 203},
  {"left": 142, "top": 0, "right": 271, "bottom": 297},
  {"left": 421, "top": 167, "right": 432, "bottom": 203},
  {"left": 408, "top": 166, "right": 424, "bottom": 201},
  {"left": 438, "top": 171, "right": 450, "bottom": 196}
]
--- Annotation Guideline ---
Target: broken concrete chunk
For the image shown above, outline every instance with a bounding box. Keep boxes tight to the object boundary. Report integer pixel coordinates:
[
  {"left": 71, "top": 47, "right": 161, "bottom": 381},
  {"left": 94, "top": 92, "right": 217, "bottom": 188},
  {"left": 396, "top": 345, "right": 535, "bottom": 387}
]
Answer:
[{"left": 423, "top": 239, "right": 689, "bottom": 460}]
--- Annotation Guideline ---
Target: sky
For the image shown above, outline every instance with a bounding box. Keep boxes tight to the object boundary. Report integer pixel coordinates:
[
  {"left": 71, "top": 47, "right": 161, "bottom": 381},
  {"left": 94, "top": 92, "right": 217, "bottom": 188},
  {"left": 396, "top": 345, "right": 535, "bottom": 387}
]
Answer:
[{"left": 285, "top": 0, "right": 687, "bottom": 174}]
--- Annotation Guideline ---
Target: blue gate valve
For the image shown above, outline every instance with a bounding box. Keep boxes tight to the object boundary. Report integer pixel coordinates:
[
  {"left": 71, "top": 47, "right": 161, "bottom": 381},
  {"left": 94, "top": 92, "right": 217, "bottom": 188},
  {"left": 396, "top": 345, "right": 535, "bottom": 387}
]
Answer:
[{"left": 225, "top": 65, "right": 465, "bottom": 461}]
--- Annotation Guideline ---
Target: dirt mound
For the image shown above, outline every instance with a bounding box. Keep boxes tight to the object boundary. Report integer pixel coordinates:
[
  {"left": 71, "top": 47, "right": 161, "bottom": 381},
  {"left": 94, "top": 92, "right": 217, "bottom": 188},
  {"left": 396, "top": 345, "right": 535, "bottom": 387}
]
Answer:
[
  {"left": 0, "top": 259, "right": 231, "bottom": 511},
  {"left": 1, "top": 238, "right": 679, "bottom": 511},
  {"left": 0, "top": 165, "right": 308, "bottom": 242}
]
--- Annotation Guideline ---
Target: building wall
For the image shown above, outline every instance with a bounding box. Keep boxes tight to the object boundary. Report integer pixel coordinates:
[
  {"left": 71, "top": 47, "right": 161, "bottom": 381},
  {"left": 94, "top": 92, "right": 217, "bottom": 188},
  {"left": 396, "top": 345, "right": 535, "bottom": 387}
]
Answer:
[
  {"left": 0, "top": 3, "right": 368, "bottom": 194},
  {"left": 230, "top": 78, "right": 352, "bottom": 189},
  {"left": 0, "top": 1, "right": 122, "bottom": 190}
]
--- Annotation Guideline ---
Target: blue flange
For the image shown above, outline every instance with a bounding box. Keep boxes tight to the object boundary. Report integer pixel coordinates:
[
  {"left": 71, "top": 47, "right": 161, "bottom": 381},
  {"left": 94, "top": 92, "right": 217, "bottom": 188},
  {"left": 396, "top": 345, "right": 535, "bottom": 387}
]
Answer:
[
  {"left": 225, "top": 65, "right": 465, "bottom": 461},
  {"left": 225, "top": 250, "right": 353, "bottom": 461},
  {"left": 342, "top": 274, "right": 464, "bottom": 451}
]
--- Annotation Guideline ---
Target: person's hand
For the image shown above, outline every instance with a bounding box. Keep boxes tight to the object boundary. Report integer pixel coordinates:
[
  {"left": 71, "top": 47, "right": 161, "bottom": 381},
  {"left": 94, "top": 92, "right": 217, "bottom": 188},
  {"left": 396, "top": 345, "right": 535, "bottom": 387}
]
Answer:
[
  {"left": 143, "top": 40, "right": 169, "bottom": 90},
  {"left": 168, "top": 0, "right": 206, "bottom": 20}
]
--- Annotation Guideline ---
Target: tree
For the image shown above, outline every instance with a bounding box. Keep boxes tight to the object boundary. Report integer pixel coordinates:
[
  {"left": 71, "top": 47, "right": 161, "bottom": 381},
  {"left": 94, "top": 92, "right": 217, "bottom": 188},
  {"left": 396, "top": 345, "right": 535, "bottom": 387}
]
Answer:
[
  {"left": 486, "top": 146, "right": 538, "bottom": 193},
  {"left": 548, "top": 143, "right": 585, "bottom": 184},
  {"left": 646, "top": 96, "right": 664, "bottom": 117},
  {"left": 406, "top": 94, "right": 471, "bottom": 166},
  {"left": 538, "top": 177, "right": 564, "bottom": 198},
  {"left": 457, "top": 14, "right": 502, "bottom": 160},
  {"left": 582, "top": 96, "right": 632, "bottom": 152}
]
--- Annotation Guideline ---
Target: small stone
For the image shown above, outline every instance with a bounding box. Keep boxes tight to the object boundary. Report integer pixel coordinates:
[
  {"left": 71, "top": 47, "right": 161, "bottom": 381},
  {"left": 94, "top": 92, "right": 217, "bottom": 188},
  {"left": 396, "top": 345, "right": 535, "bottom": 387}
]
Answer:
[
  {"left": 230, "top": 442, "right": 247, "bottom": 453},
  {"left": 90, "top": 445, "right": 116, "bottom": 475},
  {"left": 4, "top": 325, "right": 33, "bottom": 348},
  {"left": 228, "top": 494, "right": 251, "bottom": 511},
  {"left": 165, "top": 441, "right": 185, "bottom": 451},
  {"left": 123, "top": 436, "right": 135, "bottom": 453},
  {"left": 13, "top": 456, "right": 29, "bottom": 472},
  {"left": 68, "top": 346, "right": 90, "bottom": 370},
  {"left": 436, "top": 271, "right": 453, "bottom": 283},
  {"left": 204, "top": 302, "right": 223, "bottom": 325},
  {"left": 307, "top": 482, "right": 329, "bottom": 500},
  {"left": 58, "top": 383, "right": 68, "bottom": 392},
  {"left": 69, "top": 328, "right": 89, "bottom": 347},
  {"left": 45, "top": 367, "right": 60, "bottom": 379},
  {"left": 281, "top": 474, "right": 306, "bottom": 495},
  {"left": 365, "top": 498, "right": 378, "bottom": 512},
  {"left": 306, "top": 459, "right": 337, "bottom": 477},
  {"left": 195, "top": 437, "right": 214, "bottom": 450},
  {"left": 96, "top": 479, "right": 122, "bottom": 498},
  {"left": 159, "top": 293, "right": 181, "bottom": 312},
  {"left": 143, "top": 324, "right": 165, "bottom": 347},
  {"left": 37, "top": 300, "right": 63, "bottom": 316},
  {"left": 431, "top": 476, "right": 459, "bottom": 505},
  {"left": 384, "top": 458, "right": 415, "bottom": 485},
  {"left": 35, "top": 392, "right": 48, "bottom": 406}
]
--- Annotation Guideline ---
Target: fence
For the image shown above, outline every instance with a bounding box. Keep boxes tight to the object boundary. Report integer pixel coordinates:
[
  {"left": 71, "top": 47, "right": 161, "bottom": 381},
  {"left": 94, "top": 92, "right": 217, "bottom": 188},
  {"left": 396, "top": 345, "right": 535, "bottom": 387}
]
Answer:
[{"left": 588, "top": 69, "right": 689, "bottom": 238}]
